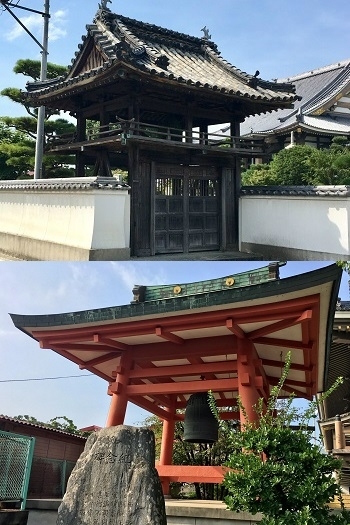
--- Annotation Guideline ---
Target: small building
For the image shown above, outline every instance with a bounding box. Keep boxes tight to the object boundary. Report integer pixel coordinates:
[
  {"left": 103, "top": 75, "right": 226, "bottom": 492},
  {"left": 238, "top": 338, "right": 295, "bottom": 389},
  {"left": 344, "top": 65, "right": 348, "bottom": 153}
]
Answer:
[
  {"left": 241, "top": 59, "right": 350, "bottom": 161},
  {"left": 9, "top": 263, "right": 342, "bottom": 495},
  {"left": 319, "top": 300, "right": 350, "bottom": 493},
  {"left": 25, "top": 3, "right": 296, "bottom": 257},
  {"left": 0, "top": 416, "right": 86, "bottom": 500}
]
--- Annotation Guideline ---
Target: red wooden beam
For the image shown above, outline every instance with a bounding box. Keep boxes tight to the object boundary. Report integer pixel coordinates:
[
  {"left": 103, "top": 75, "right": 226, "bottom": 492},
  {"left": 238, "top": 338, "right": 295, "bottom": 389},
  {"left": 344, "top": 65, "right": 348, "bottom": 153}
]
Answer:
[
  {"left": 93, "top": 334, "right": 129, "bottom": 351},
  {"left": 253, "top": 337, "right": 314, "bottom": 351},
  {"left": 156, "top": 465, "right": 226, "bottom": 483},
  {"left": 79, "top": 352, "right": 121, "bottom": 369},
  {"left": 132, "top": 335, "right": 237, "bottom": 361},
  {"left": 226, "top": 318, "right": 246, "bottom": 339},
  {"left": 128, "top": 360, "right": 237, "bottom": 380},
  {"left": 155, "top": 327, "right": 184, "bottom": 345},
  {"left": 262, "top": 358, "right": 313, "bottom": 372},
  {"left": 248, "top": 317, "right": 301, "bottom": 340},
  {"left": 119, "top": 377, "right": 239, "bottom": 396}
]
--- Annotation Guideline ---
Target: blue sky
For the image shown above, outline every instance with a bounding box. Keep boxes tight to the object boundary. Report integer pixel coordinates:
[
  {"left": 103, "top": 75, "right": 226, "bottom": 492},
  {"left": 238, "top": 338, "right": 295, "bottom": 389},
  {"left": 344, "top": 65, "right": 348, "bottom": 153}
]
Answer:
[
  {"left": 0, "top": 261, "right": 348, "bottom": 429},
  {"left": 0, "top": 0, "right": 350, "bottom": 118}
]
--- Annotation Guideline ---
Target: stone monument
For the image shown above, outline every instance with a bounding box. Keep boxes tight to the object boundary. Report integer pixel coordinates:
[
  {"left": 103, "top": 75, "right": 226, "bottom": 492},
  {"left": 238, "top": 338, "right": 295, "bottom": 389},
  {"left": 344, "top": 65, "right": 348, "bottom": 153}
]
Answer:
[{"left": 57, "top": 426, "right": 167, "bottom": 525}]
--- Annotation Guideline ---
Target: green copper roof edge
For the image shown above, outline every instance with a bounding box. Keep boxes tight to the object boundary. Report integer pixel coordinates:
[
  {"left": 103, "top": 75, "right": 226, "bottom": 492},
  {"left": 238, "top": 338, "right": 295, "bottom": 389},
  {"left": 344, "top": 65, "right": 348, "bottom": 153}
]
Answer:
[
  {"left": 139, "top": 262, "right": 286, "bottom": 301},
  {"left": 10, "top": 264, "right": 342, "bottom": 333}
]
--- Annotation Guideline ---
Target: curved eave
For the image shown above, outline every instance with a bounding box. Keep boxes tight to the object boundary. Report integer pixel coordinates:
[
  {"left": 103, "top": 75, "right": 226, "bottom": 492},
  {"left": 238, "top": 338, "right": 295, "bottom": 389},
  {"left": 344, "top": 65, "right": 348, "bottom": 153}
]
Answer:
[
  {"left": 10, "top": 264, "right": 342, "bottom": 397},
  {"left": 25, "top": 61, "right": 296, "bottom": 111},
  {"left": 245, "top": 119, "right": 350, "bottom": 139}
]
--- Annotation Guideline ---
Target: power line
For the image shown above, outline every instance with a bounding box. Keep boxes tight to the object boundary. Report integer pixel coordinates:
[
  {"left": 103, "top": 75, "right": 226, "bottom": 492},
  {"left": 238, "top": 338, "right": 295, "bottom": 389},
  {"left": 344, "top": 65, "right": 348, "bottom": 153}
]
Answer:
[{"left": 0, "top": 374, "right": 94, "bottom": 383}]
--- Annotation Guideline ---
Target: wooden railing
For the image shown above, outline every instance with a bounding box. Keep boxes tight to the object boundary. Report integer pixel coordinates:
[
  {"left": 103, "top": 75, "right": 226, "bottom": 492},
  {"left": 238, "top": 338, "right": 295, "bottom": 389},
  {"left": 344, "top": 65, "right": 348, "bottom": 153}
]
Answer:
[{"left": 47, "top": 120, "right": 265, "bottom": 154}]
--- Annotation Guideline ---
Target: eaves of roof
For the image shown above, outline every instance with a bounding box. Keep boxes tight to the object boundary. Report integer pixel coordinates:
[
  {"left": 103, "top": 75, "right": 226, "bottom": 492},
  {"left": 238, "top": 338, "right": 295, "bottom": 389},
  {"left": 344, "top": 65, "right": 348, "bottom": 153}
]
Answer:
[
  {"left": 0, "top": 415, "right": 86, "bottom": 440},
  {"left": 242, "top": 112, "right": 350, "bottom": 138},
  {"left": 10, "top": 264, "right": 342, "bottom": 331},
  {"left": 241, "top": 60, "right": 350, "bottom": 136},
  {"left": 0, "top": 177, "right": 130, "bottom": 192},
  {"left": 240, "top": 185, "right": 350, "bottom": 197},
  {"left": 25, "top": 8, "right": 296, "bottom": 107}
]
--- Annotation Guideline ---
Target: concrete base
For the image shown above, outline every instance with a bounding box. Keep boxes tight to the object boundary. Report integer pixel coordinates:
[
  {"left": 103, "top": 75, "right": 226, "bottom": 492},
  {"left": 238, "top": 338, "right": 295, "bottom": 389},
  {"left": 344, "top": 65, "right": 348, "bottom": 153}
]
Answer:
[
  {"left": 240, "top": 242, "right": 345, "bottom": 261},
  {"left": 25, "top": 499, "right": 261, "bottom": 525},
  {"left": 166, "top": 500, "right": 261, "bottom": 524},
  {"left": 0, "top": 233, "right": 131, "bottom": 261},
  {"left": 0, "top": 510, "right": 29, "bottom": 525}
]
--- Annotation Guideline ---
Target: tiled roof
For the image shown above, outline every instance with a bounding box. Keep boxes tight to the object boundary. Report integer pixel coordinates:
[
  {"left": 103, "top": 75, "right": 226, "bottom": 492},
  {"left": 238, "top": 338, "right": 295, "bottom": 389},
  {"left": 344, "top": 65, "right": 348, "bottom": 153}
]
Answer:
[
  {"left": 337, "top": 301, "right": 350, "bottom": 311},
  {"left": 26, "top": 7, "right": 296, "bottom": 107},
  {"left": 240, "top": 185, "right": 350, "bottom": 197},
  {"left": 241, "top": 60, "right": 350, "bottom": 136},
  {"left": 0, "top": 415, "right": 86, "bottom": 439},
  {"left": 0, "top": 177, "right": 130, "bottom": 192}
]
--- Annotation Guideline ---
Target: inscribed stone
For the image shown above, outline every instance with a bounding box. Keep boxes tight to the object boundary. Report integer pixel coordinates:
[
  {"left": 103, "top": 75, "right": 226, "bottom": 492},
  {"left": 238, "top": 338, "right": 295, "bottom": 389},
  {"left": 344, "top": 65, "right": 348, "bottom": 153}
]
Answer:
[{"left": 56, "top": 426, "right": 167, "bottom": 525}]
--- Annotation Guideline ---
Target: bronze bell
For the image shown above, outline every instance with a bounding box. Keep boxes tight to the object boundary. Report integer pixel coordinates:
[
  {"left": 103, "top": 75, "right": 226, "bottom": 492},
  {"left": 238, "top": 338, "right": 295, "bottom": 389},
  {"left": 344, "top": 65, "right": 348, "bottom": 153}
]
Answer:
[{"left": 183, "top": 392, "right": 219, "bottom": 443}]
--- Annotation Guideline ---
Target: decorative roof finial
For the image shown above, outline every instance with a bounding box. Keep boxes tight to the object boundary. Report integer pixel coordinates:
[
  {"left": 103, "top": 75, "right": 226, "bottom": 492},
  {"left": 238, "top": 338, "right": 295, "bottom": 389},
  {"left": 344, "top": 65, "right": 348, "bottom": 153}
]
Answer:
[
  {"left": 201, "top": 26, "right": 211, "bottom": 40},
  {"left": 99, "top": 0, "right": 112, "bottom": 10}
]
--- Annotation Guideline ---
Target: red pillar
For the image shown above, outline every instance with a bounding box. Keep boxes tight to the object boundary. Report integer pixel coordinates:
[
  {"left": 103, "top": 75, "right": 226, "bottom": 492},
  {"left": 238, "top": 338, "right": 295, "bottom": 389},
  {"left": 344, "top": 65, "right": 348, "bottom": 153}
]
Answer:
[
  {"left": 158, "top": 396, "right": 176, "bottom": 496},
  {"left": 237, "top": 338, "right": 261, "bottom": 426},
  {"left": 105, "top": 351, "right": 134, "bottom": 427}
]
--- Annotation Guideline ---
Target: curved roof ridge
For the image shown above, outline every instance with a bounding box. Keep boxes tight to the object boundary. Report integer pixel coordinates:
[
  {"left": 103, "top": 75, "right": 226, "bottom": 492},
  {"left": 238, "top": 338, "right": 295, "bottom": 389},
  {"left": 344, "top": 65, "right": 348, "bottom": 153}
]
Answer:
[
  {"left": 201, "top": 44, "right": 250, "bottom": 82},
  {"left": 115, "top": 12, "right": 218, "bottom": 51},
  {"left": 279, "top": 59, "right": 350, "bottom": 83},
  {"left": 301, "top": 63, "right": 350, "bottom": 114}
]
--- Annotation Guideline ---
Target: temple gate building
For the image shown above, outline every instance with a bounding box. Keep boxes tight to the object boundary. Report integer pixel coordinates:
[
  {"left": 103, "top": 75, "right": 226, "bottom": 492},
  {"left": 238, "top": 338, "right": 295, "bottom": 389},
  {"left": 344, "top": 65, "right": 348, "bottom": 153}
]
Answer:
[
  {"left": 25, "top": 3, "right": 296, "bottom": 257},
  {"left": 10, "top": 263, "right": 342, "bottom": 495}
]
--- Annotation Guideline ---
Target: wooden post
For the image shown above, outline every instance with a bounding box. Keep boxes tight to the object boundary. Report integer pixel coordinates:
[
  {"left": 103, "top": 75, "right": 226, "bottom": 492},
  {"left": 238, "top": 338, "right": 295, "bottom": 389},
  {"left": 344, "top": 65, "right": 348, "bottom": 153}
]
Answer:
[
  {"left": 105, "top": 352, "right": 134, "bottom": 427},
  {"left": 334, "top": 415, "right": 345, "bottom": 449},
  {"left": 237, "top": 338, "right": 260, "bottom": 425},
  {"left": 159, "top": 396, "right": 176, "bottom": 496}
]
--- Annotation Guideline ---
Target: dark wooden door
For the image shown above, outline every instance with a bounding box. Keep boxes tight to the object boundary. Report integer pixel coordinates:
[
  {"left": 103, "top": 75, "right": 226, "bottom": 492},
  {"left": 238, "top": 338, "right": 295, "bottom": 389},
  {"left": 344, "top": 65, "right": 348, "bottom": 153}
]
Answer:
[{"left": 154, "top": 165, "right": 220, "bottom": 254}]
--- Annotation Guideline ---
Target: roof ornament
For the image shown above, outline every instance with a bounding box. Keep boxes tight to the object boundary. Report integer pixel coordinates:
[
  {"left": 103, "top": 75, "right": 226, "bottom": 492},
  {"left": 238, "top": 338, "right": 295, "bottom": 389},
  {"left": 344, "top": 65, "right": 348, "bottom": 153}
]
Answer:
[
  {"left": 296, "top": 107, "right": 303, "bottom": 122},
  {"left": 248, "top": 71, "right": 260, "bottom": 88},
  {"left": 201, "top": 26, "right": 211, "bottom": 40},
  {"left": 99, "top": 0, "right": 112, "bottom": 11}
]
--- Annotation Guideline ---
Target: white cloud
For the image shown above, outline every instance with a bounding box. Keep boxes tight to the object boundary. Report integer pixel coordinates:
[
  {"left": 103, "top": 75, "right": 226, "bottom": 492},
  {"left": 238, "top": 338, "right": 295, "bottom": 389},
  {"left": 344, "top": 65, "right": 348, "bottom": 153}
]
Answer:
[
  {"left": 50, "top": 9, "right": 68, "bottom": 42},
  {"left": 110, "top": 262, "right": 168, "bottom": 292},
  {"left": 4, "top": 8, "right": 68, "bottom": 43},
  {"left": 5, "top": 14, "right": 42, "bottom": 41}
]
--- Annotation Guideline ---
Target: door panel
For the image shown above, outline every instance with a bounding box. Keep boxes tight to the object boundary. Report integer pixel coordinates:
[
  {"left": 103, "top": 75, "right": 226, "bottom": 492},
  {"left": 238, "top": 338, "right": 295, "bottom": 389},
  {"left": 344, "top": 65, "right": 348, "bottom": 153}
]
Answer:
[{"left": 154, "top": 165, "right": 220, "bottom": 254}]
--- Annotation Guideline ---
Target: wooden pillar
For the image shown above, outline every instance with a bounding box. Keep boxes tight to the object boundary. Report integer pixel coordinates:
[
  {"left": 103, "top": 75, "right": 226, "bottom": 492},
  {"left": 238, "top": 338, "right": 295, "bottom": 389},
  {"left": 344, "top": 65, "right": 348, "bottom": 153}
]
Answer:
[
  {"left": 334, "top": 415, "right": 345, "bottom": 449},
  {"left": 199, "top": 123, "right": 207, "bottom": 145},
  {"left": 76, "top": 152, "right": 85, "bottom": 177},
  {"left": 76, "top": 115, "right": 87, "bottom": 142},
  {"left": 186, "top": 102, "right": 194, "bottom": 143},
  {"left": 237, "top": 338, "right": 260, "bottom": 425},
  {"left": 105, "top": 351, "right": 134, "bottom": 427},
  {"left": 159, "top": 396, "right": 176, "bottom": 496},
  {"left": 230, "top": 121, "right": 239, "bottom": 147},
  {"left": 99, "top": 103, "right": 109, "bottom": 135},
  {"left": 75, "top": 115, "right": 87, "bottom": 177}
]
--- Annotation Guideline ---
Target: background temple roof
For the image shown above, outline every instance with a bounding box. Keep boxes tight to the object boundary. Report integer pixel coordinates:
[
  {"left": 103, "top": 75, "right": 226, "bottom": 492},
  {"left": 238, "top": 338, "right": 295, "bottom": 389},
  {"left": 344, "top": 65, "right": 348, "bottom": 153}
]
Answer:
[{"left": 241, "top": 59, "right": 350, "bottom": 136}]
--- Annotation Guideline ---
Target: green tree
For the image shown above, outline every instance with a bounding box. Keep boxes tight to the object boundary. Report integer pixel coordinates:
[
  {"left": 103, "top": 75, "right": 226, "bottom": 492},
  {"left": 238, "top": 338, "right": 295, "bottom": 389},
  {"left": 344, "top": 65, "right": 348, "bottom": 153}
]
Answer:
[
  {"left": 0, "top": 59, "right": 75, "bottom": 179},
  {"left": 209, "top": 354, "right": 350, "bottom": 525},
  {"left": 242, "top": 137, "right": 350, "bottom": 186},
  {"left": 14, "top": 414, "right": 87, "bottom": 436},
  {"left": 0, "top": 120, "right": 31, "bottom": 179}
]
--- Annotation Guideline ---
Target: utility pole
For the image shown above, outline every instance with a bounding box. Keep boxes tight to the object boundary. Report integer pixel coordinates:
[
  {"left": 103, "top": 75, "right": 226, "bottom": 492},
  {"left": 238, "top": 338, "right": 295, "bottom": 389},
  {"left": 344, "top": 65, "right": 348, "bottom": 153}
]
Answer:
[
  {"left": 0, "top": 0, "right": 50, "bottom": 180},
  {"left": 34, "top": 0, "right": 50, "bottom": 180}
]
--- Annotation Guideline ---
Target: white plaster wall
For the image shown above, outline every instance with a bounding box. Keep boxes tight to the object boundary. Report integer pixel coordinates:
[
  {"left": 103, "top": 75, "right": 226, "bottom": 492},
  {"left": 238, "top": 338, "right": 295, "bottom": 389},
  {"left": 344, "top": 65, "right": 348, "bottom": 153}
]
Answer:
[
  {"left": 91, "top": 192, "right": 130, "bottom": 249},
  {"left": 0, "top": 187, "right": 130, "bottom": 258},
  {"left": 240, "top": 195, "right": 350, "bottom": 258}
]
